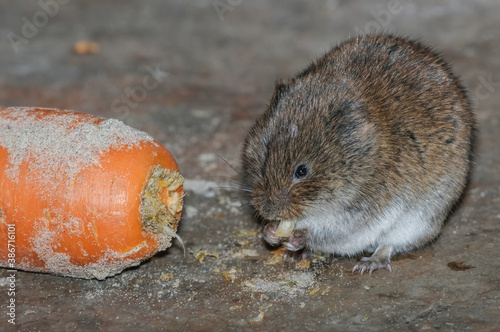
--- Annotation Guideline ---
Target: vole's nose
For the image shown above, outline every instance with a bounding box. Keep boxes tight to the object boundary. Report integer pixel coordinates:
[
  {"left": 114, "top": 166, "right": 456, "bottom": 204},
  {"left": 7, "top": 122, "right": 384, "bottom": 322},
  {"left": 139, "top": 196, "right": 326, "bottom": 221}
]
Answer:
[{"left": 256, "top": 189, "right": 292, "bottom": 220}]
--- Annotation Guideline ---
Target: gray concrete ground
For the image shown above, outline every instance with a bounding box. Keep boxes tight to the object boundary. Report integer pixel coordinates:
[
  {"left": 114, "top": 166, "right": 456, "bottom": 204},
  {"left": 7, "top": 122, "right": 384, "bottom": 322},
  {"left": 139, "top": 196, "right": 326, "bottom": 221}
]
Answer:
[{"left": 1, "top": 0, "right": 499, "bottom": 331}]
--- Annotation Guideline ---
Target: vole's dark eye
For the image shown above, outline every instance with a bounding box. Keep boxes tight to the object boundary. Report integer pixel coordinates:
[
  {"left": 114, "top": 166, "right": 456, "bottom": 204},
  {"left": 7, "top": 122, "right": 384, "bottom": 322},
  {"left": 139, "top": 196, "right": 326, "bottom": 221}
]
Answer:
[{"left": 294, "top": 164, "right": 309, "bottom": 179}]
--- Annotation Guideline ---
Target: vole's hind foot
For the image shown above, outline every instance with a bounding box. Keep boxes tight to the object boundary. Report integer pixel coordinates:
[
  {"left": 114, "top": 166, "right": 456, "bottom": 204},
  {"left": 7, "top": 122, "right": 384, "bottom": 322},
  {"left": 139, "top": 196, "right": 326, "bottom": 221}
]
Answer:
[
  {"left": 352, "top": 245, "right": 393, "bottom": 275},
  {"left": 353, "top": 257, "right": 392, "bottom": 275}
]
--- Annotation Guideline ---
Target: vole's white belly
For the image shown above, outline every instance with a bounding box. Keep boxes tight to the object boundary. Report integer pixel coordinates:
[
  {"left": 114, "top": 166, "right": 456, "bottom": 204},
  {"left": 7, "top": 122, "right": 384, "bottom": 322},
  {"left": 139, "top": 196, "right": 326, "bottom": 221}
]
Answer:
[{"left": 295, "top": 196, "right": 444, "bottom": 256}]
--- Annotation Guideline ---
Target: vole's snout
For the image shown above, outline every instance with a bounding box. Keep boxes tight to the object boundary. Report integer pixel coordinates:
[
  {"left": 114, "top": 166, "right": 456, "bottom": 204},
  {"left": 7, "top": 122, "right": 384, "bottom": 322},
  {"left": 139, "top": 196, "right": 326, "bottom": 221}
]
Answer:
[{"left": 253, "top": 188, "right": 294, "bottom": 221}]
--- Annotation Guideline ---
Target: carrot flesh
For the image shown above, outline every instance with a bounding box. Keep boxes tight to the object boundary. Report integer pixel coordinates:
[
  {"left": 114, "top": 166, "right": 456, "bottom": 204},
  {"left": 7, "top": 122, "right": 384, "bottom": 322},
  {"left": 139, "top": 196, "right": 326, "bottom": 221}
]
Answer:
[{"left": 0, "top": 107, "right": 184, "bottom": 279}]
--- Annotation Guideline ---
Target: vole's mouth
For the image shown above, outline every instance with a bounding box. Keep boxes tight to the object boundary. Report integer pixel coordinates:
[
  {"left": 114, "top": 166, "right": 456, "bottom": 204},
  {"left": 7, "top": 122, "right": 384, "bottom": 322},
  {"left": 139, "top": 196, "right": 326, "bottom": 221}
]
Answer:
[{"left": 274, "top": 219, "right": 297, "bottom": 237}]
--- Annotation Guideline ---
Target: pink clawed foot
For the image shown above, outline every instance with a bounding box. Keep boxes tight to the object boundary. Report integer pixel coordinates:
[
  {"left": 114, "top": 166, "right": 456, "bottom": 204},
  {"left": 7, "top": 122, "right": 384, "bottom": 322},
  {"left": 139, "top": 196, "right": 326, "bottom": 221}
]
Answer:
[
  {"left": 352, "top": 246, "right": 394, "bottom": 275},
  {"left": 352, "top": 258, "right": 392, "bottom": 275}
]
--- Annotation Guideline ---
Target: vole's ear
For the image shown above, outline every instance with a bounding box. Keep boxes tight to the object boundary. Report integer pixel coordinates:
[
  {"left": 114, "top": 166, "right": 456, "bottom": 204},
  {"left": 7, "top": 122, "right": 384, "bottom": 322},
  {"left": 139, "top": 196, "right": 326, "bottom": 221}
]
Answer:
[
  {"left": 268, "top": 80, "right": 290, "bottom": 112},
  {"left": 328, "top": 100, "right": 377, "bottom": 153}
]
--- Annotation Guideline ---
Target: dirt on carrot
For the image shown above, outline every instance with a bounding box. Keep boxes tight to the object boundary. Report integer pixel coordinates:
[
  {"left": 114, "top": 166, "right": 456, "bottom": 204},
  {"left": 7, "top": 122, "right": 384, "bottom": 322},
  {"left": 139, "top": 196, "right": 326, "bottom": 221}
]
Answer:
[{"left": 0, "top": 107, "right": 156, "bottom": 187}]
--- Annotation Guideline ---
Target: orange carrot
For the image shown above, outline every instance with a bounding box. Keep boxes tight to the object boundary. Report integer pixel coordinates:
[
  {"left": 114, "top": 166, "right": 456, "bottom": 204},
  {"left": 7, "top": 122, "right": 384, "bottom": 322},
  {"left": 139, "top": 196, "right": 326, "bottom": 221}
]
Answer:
[{"left": 0, "top": 107, "right": 183, "bottom": 279}]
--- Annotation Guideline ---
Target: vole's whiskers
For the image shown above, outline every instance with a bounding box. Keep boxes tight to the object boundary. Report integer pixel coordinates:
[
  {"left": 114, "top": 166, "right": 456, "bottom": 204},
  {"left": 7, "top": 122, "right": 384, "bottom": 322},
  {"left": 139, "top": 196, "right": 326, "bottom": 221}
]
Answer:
[{"left": 216, "top": 153, "right": 243, "bottom": 178}]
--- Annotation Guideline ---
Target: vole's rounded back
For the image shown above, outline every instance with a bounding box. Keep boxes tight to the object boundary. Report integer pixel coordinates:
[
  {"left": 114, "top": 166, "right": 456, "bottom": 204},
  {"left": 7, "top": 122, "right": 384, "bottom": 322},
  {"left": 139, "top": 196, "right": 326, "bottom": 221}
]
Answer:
[{"left": 242, "top": 34, "right": 473, "bottom": 273}]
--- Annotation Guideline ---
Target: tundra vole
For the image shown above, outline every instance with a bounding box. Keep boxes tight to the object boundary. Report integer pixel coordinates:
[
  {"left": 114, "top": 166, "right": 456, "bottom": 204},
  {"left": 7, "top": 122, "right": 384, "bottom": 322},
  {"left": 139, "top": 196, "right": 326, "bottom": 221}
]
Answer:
[{"left": 242, "top": 34, "right": 473, "bottom": 274}]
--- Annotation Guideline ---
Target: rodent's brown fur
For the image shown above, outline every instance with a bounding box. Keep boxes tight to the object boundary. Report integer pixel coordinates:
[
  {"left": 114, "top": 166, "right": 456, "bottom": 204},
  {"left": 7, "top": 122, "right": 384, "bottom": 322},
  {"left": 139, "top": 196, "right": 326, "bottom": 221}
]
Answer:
[{"left": 242, "top": 34, "right": 474, "bottom": 273}]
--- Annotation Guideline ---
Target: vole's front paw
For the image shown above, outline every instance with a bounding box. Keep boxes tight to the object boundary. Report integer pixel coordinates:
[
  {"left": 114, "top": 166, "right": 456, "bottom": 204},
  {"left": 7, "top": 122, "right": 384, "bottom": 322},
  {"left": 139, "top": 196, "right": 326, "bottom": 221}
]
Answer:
[
  {"left": 264, "top": 224, "right": 309, "bottom": 261},
  {"left": 283, "top": 249, "right": 310, "bottom": 261},
  {"left": 262, "top": 221, "right": 283, "bottom": 246},
  {"left": 283, "top": 229, "right": 308, "bottom": 261},
  {"left": 352, "top": 256, "right": 392, "bottom": 275},
  {"left": 284, "top": 228, "right": 308, "bottom": 251}
]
